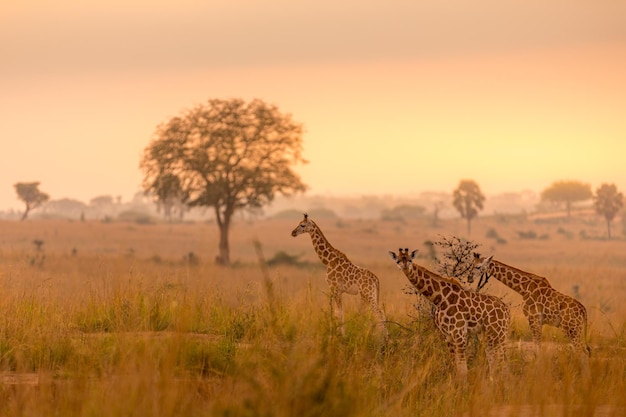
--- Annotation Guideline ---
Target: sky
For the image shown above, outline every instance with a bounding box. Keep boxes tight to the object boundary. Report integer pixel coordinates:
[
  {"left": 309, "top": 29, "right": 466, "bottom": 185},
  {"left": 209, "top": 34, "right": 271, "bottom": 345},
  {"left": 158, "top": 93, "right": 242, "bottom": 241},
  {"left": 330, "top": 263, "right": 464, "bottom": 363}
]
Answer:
[{"left": 1, "top": 0, "right": 625, "bottom": 211}]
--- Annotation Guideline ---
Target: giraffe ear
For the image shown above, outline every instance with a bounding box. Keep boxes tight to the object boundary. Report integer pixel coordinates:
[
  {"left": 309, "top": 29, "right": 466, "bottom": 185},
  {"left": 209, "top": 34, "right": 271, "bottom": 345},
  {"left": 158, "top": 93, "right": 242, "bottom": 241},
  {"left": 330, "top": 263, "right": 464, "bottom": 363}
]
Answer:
[
  {"left": 388, "top": 251, "right": 397, "bottom": 260},
  {"left": 410, "top": 249, "right": 418, "bottom": 260},
  {"left": 486, "top": 255, "right": 493, "bottom": 263}
]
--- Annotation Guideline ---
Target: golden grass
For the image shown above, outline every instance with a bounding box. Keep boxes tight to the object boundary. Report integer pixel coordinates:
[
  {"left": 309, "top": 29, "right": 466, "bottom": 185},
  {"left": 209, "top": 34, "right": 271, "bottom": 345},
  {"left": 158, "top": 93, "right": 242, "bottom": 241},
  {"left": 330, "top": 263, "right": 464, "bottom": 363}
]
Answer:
[{"left": 0, "top": 216, "right": 624, "bottom": 416}]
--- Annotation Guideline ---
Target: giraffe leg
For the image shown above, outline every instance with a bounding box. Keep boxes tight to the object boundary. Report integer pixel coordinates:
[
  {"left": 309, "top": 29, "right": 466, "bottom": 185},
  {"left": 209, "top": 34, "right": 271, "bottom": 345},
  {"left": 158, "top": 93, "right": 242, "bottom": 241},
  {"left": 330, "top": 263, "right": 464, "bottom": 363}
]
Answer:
[
  {"left": 445, "top": 332, "right": 468, "bottom": 377},
  {"left": 528, "top": 316, "right": 543, "bottom": 355},
  {"left": 453, "top": 344, "right": 468, "bottom": 377},
  {"left": 485, "top": 335, "right": 506, "bottom": 376},
  {"left": 362, "top": 292, "right": 388, "bottom": 337},
  {"left": 330, "top": 290, "right": 345, "bottom": 336},
  {"left": 485, "top": 344, "right": 497, "bottom": 375}
]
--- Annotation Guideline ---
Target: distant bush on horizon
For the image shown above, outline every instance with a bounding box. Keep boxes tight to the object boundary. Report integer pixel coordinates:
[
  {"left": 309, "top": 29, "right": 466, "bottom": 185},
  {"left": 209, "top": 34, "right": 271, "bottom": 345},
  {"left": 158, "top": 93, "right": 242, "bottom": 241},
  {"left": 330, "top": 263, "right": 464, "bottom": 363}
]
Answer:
[
  {"left": 117, "top": 210, "right": 157, "bottom": 224},
  {"left": 381, "top": 204, "right": 426, "bottom": 222}
]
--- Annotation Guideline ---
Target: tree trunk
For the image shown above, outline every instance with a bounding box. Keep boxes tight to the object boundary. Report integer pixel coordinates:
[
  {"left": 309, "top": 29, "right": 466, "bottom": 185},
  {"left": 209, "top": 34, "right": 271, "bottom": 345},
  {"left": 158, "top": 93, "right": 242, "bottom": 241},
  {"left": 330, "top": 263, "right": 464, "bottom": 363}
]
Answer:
[
  {"left": 214, "top": 206, "right": 232, "bottom": 265},
  {"left": 218, "top": 221, "right": 230, "bottom": 265},
  {"left": 20, "top": 205, "right": 30, "bottom": 221},
  {"left": 606, "top": 218, "right": 612, "bottom": 240},
  {"left": 466, "top": 217, "right": 471, "bottom": 236}
]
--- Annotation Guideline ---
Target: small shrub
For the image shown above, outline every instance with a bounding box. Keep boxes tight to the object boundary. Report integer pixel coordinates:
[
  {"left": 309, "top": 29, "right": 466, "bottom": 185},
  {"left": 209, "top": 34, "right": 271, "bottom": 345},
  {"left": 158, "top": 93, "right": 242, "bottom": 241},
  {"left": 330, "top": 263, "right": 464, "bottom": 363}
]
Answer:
[
  {"left": 182, "top": 251, "right": 200, "bottom": 265},
  {"left": 517, "top": 230, "right": 537, "bottom": 239},
  {"left": 557, "top": 227, "right": 574, "bottom": 239},
  {"left": 486, "top": 228, "right": 507, "bottom": 244},
  {"left": 117, "top": 210, "right": 156, "bottom": 224},
  {"left": 432, "top": 235, "right": 480, "bottom": 284},
  {"left": 266, "top": 251, "right": 305, "bottom": 267}
]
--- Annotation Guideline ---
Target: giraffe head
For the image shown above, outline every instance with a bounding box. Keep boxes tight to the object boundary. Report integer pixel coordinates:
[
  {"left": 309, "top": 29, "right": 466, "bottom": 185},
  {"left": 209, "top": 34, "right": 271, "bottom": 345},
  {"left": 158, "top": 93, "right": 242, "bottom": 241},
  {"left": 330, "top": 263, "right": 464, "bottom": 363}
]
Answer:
[
  {"left": 388, "top": 248, "right": 418, "bottom": 272},
  {"left": 291, "top": 213, "right": 316, "bottom": 237},
  {"left": 469, "top": 252, "right": 493, "bottom": 290}
]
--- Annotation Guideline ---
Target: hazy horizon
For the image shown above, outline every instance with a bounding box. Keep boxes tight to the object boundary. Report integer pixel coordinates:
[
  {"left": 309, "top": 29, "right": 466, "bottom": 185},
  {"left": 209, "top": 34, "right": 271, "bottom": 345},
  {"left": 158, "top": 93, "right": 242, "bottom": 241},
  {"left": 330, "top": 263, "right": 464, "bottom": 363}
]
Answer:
[{"left": 2, "top": 1, "right": 625, "bottom": 211}]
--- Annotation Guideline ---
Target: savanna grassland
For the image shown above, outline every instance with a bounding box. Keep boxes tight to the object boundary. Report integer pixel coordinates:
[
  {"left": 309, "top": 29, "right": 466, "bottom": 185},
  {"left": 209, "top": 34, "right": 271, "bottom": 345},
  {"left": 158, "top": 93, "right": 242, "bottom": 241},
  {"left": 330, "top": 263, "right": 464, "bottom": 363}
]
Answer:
[{"left": 0, "top": 214, "right": 625, "bottom": 417}]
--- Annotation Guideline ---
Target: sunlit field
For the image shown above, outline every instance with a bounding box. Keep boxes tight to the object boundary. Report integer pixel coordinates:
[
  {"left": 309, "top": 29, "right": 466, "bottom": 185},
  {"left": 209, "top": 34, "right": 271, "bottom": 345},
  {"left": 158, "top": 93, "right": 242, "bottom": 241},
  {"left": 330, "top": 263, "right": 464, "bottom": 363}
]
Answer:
[{"left": 0, "top": 214, "right": 624, "bottom": 416}]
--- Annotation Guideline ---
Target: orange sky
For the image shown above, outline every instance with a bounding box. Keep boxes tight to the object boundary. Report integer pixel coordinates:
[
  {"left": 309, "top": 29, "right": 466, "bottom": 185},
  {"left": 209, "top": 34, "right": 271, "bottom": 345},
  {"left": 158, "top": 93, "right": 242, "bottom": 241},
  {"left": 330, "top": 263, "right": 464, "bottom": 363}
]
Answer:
[{"left": 1, "top": 1, "right": 625, "bottom": 210}]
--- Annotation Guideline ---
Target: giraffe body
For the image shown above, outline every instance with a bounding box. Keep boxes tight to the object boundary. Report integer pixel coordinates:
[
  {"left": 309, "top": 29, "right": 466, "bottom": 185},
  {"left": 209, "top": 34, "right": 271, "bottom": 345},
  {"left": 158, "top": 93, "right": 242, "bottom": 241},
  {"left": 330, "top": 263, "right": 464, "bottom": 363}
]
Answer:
[
  {"left": 390, "top": 249, "right": 510, "bottom": 376},
  {"left": 291, "top": 214, "right": 387, "bottom": 336},
  {"left": 471, "top": 254, "right": 590, "bottom": 355}
]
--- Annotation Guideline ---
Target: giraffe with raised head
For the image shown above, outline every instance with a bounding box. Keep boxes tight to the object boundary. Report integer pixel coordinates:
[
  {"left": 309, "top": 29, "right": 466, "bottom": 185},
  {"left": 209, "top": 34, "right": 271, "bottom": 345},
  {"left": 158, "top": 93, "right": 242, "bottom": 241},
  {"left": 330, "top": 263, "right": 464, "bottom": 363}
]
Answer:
[
  {"left": 389, "top": 248, "right": 510, "bottom": 376},
  {"left": 470, "top": 253, "right": 590, "bottom": 356},
  {"left": 291, "top": 214, "right": 387, "bottom": 336}
]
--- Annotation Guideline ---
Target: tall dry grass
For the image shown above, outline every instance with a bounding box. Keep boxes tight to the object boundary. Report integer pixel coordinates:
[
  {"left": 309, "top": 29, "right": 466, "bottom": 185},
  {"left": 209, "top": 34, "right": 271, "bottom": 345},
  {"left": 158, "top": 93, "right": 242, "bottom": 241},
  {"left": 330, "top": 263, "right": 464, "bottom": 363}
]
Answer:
[{"left": 0, "top": 216, "right": 624, "bottom": 416}]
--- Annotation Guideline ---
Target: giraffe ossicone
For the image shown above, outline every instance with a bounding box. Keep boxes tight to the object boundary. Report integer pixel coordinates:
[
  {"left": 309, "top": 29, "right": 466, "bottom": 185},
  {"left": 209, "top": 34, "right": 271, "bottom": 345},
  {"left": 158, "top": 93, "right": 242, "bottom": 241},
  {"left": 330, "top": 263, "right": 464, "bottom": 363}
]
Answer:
[
  {"left": 390, "top": 248, "right": 511, "bottom": 377},
  {"left": 471, "top": 253, "right": 590, "bottom": 356},
  {"left": 291, "top": 213, "right": 388, "bottom": 337}
]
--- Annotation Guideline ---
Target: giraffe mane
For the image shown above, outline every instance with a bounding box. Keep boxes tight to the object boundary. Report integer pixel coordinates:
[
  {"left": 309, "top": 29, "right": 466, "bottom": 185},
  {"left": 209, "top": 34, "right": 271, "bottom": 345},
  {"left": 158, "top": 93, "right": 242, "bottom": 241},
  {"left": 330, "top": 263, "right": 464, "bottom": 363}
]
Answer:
[
  {"left": 413, "top": 262, "right": 465, "bottom": 289},
  {"left": 493, "top": 259, "right": 552, "bottom": 285},
  {"left": 433, "top": 271, "right": 465, "bottom": 289}
]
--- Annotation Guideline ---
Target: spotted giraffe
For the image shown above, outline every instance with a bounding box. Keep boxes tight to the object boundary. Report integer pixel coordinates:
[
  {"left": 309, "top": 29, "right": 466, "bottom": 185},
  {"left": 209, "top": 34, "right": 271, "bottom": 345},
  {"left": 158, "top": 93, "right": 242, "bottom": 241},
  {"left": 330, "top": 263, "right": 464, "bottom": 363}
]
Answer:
[
  {"left": 291, "top": 214, "right": 387, "bottom": 336},
  {"left": 389, "top": 248, "right": 510, "bottom": 376},
  {"left": 470, "top": 253, "right": 590, "bottom": 356}
]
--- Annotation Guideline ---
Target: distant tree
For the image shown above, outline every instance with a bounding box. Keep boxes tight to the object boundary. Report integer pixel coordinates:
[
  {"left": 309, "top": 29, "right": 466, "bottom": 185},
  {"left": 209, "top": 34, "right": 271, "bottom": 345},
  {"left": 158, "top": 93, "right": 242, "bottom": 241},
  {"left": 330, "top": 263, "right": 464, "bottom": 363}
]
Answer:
[
  {"left": 432, "top": 201, "right": 445, "bottom": 227},
  {"left": 148, "top": 172, "right": 188, "bottom": 222},
  {"left": 90, "top": 195, "right": 114, "bottom": 207},
  {"left": 43, "top": 198, "right": 87, "bottom": 219},
  {"left": 593, "top": 183, "right": 623, "bottom": 239},
  {"left": 89, "top": 195, "right": 117, "bottom": 220},
  {"left": 541, "top": 180, "right": 592, "bottom": 219},
  {"left": 140, "top": 98, "right": 308, "bottom": 265},
  {"left": 452, "top": 179, "right": 485, "bottom": 235},
  {"left": 14, "top": 182, "right": 49, "bottom": 221}
]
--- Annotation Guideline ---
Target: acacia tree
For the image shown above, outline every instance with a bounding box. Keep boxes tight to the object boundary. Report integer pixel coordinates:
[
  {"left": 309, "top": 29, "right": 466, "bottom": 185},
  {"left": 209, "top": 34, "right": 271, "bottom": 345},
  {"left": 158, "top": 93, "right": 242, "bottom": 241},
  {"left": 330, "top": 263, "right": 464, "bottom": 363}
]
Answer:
[
  {"left": 14, "top": 182, "right": 49, "bottom": 221},
  {"left": 140, "top": 98, "right": 308, "bottom": 265},
  {"left": 452, "top": 179, "right": 485, "bottom": 235},
  {"left": 541, "top": 180, "right": 592, "bottom": 219},
  {"left": 593, "top": 183, "right": 623, "bottom": 239}
]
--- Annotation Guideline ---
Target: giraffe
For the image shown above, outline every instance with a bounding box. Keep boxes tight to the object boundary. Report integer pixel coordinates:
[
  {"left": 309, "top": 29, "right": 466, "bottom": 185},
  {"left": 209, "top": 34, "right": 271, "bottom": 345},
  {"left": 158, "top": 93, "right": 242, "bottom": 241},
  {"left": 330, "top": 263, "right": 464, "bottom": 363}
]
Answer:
[
  {"left": 389, "top": 248, "right": 510, "bottom": 376},
  {"left": 470, "top": 253, "right": 590, "bottom": 356},
  {"left": 291, "top": 214, "right": 387, "bottom": 336}
]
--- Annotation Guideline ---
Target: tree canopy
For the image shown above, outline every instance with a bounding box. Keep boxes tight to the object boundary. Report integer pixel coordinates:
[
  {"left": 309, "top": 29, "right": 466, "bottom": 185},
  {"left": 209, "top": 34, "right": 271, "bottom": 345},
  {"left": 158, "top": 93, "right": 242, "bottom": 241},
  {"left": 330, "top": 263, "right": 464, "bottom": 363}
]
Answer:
[
  {"left": 140, "top": 98, "right": 308, "bottom": 265},
  {"left": 452, "top": 179, "right": 485, "bottom": 235},
  {"left": 593, "top": 183, "right": 623, "bottom": 239},
  {"left": 14, "top": 182, "right": 49, "bottom": 221},
  {"left": 541, "top": 180, "right": 592, "bottom": 219}
]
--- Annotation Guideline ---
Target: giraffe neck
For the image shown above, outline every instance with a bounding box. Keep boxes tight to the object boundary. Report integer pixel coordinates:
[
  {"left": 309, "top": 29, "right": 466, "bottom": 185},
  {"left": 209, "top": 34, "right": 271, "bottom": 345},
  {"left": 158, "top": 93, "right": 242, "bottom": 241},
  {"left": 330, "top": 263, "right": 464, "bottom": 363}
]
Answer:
[
  {"left": 308, "top": 223, "right": 344, "bottom": 266},
  {"left": 488, "top": 260, "right": 550, "bottom": 294},
  {"left": 406, "top": 264, "right": 461, "bottom": 306}
]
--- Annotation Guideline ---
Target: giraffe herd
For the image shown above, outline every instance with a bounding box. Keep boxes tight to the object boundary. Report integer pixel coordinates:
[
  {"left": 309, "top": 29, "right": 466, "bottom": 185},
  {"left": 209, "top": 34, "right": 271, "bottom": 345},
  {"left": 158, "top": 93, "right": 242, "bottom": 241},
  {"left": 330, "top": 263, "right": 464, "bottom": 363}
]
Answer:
[{"left": 291, "top": 213, "right": 590, "bottom": 377}]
